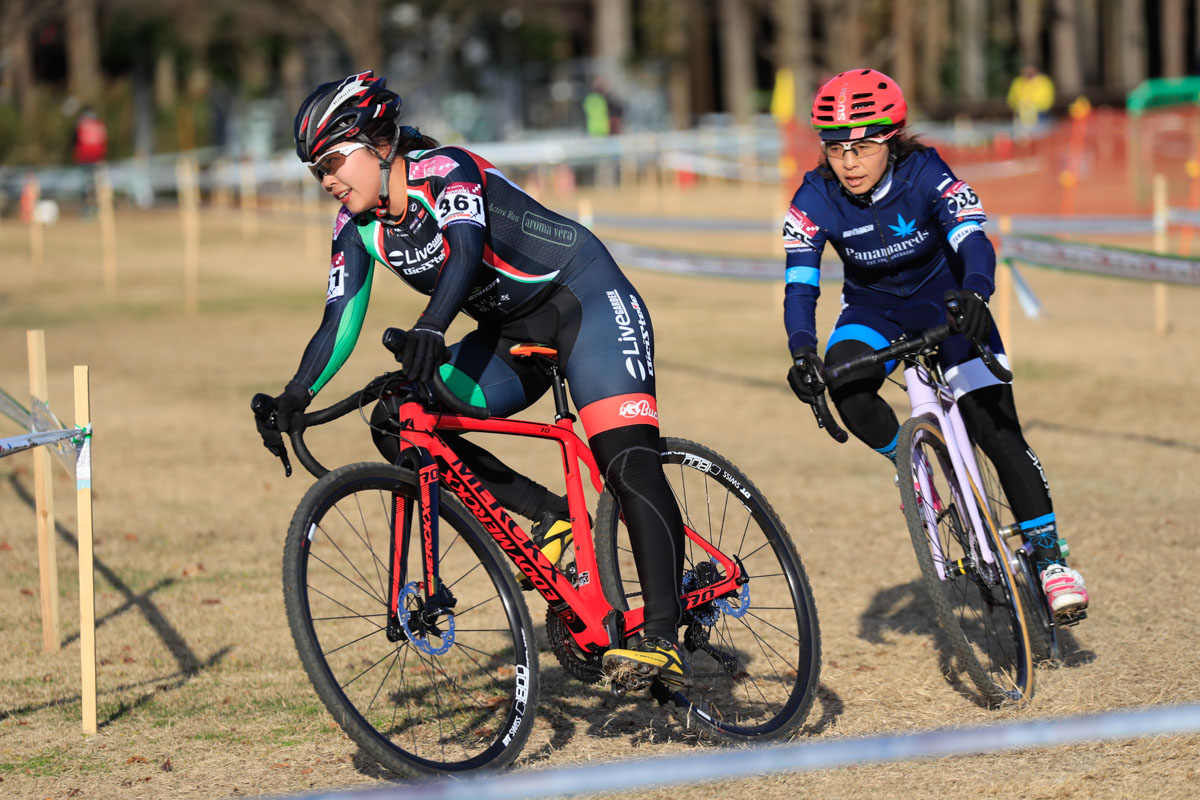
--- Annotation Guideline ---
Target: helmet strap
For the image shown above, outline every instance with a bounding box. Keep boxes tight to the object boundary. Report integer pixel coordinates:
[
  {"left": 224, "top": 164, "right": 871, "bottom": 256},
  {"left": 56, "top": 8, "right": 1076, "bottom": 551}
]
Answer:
[{"left": 370, "top": 126, "right": 404, "bottom": 219}]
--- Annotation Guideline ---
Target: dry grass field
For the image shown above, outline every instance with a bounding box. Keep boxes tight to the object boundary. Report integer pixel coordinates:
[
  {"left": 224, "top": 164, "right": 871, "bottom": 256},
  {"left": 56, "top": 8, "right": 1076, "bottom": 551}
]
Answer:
[{"left": 1, "top": 184, "right": 1198, "bottom": 799}]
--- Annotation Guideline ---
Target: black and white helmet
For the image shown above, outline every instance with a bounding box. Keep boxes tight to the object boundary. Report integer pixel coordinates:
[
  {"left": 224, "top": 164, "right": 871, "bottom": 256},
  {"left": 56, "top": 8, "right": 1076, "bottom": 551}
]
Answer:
[{"left": 293, "top": 71, "right": 402, "bottom": 165}]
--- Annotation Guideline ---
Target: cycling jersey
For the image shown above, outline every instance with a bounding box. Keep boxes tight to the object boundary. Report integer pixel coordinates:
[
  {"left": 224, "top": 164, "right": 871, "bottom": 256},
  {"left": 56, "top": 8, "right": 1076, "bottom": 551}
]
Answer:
[
  {"left": 782, "top": 147, "right": 996, "bottom": 352},
  {"left": 287, "top": 145, "right": 659, "bottom": 439}
]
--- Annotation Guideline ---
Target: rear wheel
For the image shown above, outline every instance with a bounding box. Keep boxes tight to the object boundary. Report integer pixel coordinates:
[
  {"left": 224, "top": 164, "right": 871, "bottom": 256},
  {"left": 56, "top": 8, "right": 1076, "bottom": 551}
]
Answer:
[
  {"left": 282, "top": 462, "right": 538, "bottom": 776},
  {"left": 594, "top": 438, "right": 821, "bottom": 741},
  {"left": 897, "top": 418, "right": 1033, "bottom": 706}
]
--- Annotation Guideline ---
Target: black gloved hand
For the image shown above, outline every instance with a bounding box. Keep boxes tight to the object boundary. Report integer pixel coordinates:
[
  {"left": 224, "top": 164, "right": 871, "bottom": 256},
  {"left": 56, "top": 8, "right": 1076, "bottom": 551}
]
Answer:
[
  {"left": 402, "top": 319, "right": 449, "bottom": 383},
  {"left": 273, "top": 383, "right": 312, "bottom": 434},
  {"left": 945, "top": 289, "right": 992, "bottom": 342},
  {"left": 787, "top": 346, "right": 826, "bottom": 405},
  {"left": 255, "top": 416, "right": 286, "bottom": 459}
]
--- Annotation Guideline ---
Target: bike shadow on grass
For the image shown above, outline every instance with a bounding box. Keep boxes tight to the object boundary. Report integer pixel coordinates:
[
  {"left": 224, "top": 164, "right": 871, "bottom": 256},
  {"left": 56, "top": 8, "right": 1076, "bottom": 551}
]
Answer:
[
  {"left": 2, "top": 474, "right": 231, "bottom": 729},
  {"left": 860, "top": 579, "right": 1096, "bottom": 707}
]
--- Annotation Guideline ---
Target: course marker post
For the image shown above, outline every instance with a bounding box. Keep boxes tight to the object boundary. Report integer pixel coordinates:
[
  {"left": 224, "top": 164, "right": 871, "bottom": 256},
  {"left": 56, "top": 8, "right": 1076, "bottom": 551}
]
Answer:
[
  {"left": 995, "top": 215, "right": 1014, "bottom": 357},
  {"left": 74, "top": 365, "right": 97, "bottom": 735},
  {"left": 176, "top": 157, "right": 201, "bottom": 315},
  {"left": 96, "top": 164, "right": 117, "bottom": 294},
  {"left": 241, "top": 158, "right": 259, "bottom": 240},
  {"left": 28, "top": 174, "right": 44, "bottom": 272},
  {"left": 26, "top": 330, "right": 60, "bottom": 653},
  {"left": 1153, "top": 173, "right": 1170, "bottom": 335}
]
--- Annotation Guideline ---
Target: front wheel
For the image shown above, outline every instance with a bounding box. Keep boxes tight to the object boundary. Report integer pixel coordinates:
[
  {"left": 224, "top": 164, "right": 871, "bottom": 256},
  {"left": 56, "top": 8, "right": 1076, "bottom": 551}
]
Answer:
[
  {"left": 282, "top": 463, "right": 539, "bottom": 776},
  {"left": 594, "top": 437, "right": 821, "bottom": 741},
  {"left": 897, "top": 418, "right": 1034, "bottom": 706}
]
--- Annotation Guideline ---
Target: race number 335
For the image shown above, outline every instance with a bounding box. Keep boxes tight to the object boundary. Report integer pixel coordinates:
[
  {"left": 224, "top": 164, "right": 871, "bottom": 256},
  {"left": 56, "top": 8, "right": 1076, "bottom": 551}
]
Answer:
[{"left": 436, "top": 183, "right": 486, "bottom": 227}]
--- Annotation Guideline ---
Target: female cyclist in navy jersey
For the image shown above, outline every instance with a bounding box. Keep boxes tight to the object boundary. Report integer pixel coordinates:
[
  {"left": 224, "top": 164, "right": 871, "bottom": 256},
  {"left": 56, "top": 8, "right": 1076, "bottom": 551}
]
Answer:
[
  {"left": 782, "top": 69, "right": 1088, "bottom": 621},
  {"left": 253, "top": 71, "right": 690, "bottom": 684}
]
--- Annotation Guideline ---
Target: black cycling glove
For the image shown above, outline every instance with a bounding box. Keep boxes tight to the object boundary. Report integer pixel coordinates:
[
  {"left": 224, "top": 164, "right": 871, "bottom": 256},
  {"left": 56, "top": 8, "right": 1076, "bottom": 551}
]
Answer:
[
  {"left": 945, "top": 289, "right": 992, "bottom": 342},
  {"left": 402, "top": 317, "right": 450, "bottom": 383},
  {"left": 273, "top": 383, "right": 311, "bottom": 434},
  {"left": 787, "top": 345, "right": 826, "bottom": 405}
]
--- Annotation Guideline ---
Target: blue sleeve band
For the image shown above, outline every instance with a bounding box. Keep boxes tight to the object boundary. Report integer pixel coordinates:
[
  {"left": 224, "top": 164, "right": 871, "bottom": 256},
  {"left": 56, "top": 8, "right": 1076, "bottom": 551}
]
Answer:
[{"left": 785, "top": 266, "right": 821, "bottom": 286}]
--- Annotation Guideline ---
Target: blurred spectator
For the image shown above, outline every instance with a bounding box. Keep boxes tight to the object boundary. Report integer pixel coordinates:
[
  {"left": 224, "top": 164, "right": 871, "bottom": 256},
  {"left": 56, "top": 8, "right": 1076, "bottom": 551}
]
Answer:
[
  {"left": 72, "top": 107, "right": 108, "bottom": 165},
  {"left": 1006, "top": 63, "right": 1054, "bottom": 132},
  {"left": 71, "top": 107, "right": 108, "bottom": 216},
  {"left": 583, "top": 77, "right": 623, "bottom": 136}
]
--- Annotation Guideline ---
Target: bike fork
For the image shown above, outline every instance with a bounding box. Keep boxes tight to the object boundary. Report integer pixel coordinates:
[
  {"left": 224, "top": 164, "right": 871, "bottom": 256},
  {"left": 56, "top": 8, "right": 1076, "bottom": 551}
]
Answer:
[{"left": 387, "top": 448, "right": 454, "bottom": 642}]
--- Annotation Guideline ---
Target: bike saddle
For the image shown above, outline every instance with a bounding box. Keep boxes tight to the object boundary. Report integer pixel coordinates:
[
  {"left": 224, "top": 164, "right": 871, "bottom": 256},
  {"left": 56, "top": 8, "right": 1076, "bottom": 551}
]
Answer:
[{"left": 509, "top": 343, "right": 559, "bottom": 362}]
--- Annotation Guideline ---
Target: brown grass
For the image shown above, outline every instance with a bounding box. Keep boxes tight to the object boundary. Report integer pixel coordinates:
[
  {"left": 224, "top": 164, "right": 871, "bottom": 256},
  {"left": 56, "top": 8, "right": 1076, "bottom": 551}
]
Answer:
[{"left": 1, "top": 188, "right": 1198, "bottom": 799}]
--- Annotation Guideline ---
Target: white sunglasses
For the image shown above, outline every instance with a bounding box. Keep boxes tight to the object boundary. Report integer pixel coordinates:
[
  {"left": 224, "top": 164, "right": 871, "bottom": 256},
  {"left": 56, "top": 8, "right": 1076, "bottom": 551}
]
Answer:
[{"left": 307, "top": 142, "right": 368, "bottom": 180}]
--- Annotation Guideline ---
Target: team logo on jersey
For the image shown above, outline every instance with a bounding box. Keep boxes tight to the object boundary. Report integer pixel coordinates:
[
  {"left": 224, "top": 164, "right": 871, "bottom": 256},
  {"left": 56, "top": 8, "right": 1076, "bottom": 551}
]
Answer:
[
  {"left": 408, "top": 155, "right": 458, "bottom": 180},
  {"left": 941, "top": 179, "right": 985, "bottom": 219},
  {"left": 326, "top": 252, "right": 345, "bottom": 302},
  {"left": 888, "top": 214, "right": 918, "bottom": 238},
  {"left": 332, "top": 206, "right": 353, "bottom": 239},
  {"left": 782, "top": 207, "right": 819, "bottom": 252}
]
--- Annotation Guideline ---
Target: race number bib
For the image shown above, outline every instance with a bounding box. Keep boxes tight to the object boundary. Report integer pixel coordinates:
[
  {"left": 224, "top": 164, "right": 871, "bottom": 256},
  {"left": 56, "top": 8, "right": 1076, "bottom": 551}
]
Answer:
[
  {"left": 941, "top": 179, "right": 985, "bottom": 220},
  {"left": 435, "top": 182, "right": 486, "bottom": 227},
  {"left": 326, "top": 252, "right": 345, "bottom": 303}
]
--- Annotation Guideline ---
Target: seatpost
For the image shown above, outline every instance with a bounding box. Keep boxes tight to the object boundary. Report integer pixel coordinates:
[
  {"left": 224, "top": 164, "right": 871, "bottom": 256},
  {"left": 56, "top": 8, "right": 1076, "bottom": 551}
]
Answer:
[{"left": 548, "top": 364, "right": 575, "bottom": 422}]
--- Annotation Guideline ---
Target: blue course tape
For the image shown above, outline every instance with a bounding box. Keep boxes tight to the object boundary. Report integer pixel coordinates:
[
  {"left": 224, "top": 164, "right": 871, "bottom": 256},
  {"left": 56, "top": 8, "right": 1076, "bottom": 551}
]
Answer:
[{"left": 247, "top": 702, "right": 1200, "bottom": 800}]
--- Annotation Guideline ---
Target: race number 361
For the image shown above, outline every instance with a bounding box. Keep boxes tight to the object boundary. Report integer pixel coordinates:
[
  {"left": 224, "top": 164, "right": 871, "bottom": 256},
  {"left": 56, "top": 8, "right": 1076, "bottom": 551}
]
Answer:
[{"left": 436, "top": 183, "right": 486, "bottom": 227}]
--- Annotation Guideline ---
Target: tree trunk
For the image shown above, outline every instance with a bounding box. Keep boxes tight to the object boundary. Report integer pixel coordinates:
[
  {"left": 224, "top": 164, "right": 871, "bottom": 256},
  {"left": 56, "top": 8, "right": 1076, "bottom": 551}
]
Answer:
[
  {"left": 65, "top": 0, "right": 102, "bottom": 105},
  {"left": 1160, "top": 0, "right": 1186, "bottom": 77},
  {"left": 688, "top": 0, "right": 715, "bottom": 115},
  {"left": 718, "top": 0, "right": 756, "bottom": 123},
  {"left": 819, "top": 0, "right": 864, "bottom": 73},
  {"left": 958, "top": 0, "right": 986, "bottom": 103},
  {"left": 1051, "top": 0, "right": 1082, "bottom": 99},
  {"left": 1118, "top": 0, "right": 1147, "bottom": 92},
  {"left": 890, "top": 2, "right": 915, "bottom": 104},
  {"left": 662, "top": 0, "right": 693, "bottom": 129},
  {"left": 1, "top": 0, "right": 37, "bottom": 127},
  {"left": 1016, "top": 0, "right": 1042, "bottom": 68},
  {"left": 773, "top": 0, "right": 814, "bottom": 116},
  {"left": 594, "top": 0, "right": 632, "bottom": 92},
  {"left": 918, "top": 0, "right": 946, "bottom": 107}
]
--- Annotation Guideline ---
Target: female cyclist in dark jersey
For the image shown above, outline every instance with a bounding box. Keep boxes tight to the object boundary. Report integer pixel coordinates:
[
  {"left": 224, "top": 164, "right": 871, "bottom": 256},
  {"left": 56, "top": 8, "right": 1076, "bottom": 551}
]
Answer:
[
  {"left": 253, "top": 71, "right": 690, "bottom": 684},
  {"left": 782, "top": 69, "right": 1089, "bottom": 621}
]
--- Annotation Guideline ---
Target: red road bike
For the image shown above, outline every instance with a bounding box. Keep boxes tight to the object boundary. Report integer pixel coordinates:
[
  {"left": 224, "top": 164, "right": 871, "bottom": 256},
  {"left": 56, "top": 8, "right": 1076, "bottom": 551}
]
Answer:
[{"left": 253, "top": 328, "right": 821, "bottom": 776}]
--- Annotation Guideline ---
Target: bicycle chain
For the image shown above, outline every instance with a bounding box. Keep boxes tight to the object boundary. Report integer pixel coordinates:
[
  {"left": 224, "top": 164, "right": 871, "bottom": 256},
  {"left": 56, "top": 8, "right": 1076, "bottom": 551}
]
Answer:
[{"left": 545, "top": 604, "right": 604, "bottom": 683}]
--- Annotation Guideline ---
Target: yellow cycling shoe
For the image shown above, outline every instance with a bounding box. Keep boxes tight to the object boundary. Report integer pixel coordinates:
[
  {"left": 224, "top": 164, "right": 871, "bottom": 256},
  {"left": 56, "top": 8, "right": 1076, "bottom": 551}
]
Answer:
[
  {"left": 602, "top": 636, "right": 693, "bottom": 689},
  {"left": 531, "top": 511, "right": 573, "bottom": 566},
  {"left": 519, "top": 510, "right": 574, "bottom": 591}
]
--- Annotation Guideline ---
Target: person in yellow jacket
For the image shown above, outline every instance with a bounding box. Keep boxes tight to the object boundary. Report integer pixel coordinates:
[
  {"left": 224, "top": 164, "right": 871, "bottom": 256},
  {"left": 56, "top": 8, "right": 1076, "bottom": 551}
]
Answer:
[{"left": 1007, "top": 63, "right": 1055, "bottom": 131}]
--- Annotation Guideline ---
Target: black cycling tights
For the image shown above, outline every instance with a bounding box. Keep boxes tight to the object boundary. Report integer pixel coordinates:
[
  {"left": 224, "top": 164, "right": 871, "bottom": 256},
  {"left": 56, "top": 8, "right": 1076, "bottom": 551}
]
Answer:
[{"left": 589, "top": 424, "right": 685, "bottom": 643}]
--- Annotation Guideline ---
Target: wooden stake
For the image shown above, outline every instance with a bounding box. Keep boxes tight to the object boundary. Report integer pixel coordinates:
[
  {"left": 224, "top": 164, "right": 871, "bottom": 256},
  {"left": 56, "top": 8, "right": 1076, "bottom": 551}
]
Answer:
[
  {"left": 96, "top": 166, "right": 117, "bottom": 294},
  {"left": 1153, "top": 174, "right": 1170, "bottom": 335},
  {"left": 240, "top": 159, "right": 258, "bottom": 240},
  {"left": 29, "top": 175, "right": 44, "bottom": 272},
  {"left": 27, "top": 330, "right": 60, "bottom": 654},
  {"left": 177, "top": 158, "right": 200, "bottom": 315},
  {"left": 995, "top": 216, "right": 1014, "bottom": 356},
  {"left": 74, "top": 365, "right": 96, "bottom": 735}
]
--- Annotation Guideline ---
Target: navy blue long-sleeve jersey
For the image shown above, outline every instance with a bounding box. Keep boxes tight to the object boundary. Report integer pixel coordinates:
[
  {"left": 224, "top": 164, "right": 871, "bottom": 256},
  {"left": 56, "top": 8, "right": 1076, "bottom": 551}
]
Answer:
[{"left": 782, "top": 147, "right": 996, "bottom": 353}]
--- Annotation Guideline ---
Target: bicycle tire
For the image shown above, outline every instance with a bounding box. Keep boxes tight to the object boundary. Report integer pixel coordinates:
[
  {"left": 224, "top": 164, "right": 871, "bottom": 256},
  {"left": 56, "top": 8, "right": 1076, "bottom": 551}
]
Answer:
[
  {"left": 282, "top": 462, "right": 539, "bottom": 776},
  {"left": 973, "top": 445, "right": 1059, "bottom": 664},
  {"left": 594, "top": 437, "right": 821, "bottom": 741},
  {"left": 896, "top": 417, "right": 1034, "bottom": 706}
]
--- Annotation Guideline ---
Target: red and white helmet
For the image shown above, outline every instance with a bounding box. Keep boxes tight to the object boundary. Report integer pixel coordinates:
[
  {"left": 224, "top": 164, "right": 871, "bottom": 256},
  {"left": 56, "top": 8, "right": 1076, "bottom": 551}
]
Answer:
[
  {"left": 294, "top": 71, "right": 402, "bottom": 164},
  {"left": 810, "top": 69, "right": 907, "bottom": 141}
]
